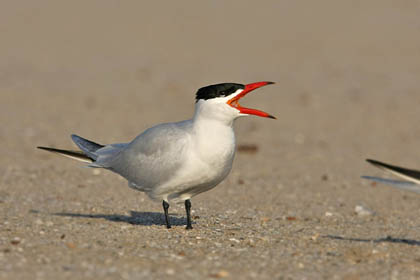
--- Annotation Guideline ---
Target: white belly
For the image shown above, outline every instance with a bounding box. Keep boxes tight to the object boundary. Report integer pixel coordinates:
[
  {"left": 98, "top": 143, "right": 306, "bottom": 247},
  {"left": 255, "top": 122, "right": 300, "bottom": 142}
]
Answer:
[{"left": 151, "top": 126, "right": 236, "bottom": 202}]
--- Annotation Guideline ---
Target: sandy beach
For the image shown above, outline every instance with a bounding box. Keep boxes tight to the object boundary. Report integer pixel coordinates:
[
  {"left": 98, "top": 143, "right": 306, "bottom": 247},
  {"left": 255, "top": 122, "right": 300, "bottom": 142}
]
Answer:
[{"left": 1, "top": 1, "right": 420, "bottom": 279}]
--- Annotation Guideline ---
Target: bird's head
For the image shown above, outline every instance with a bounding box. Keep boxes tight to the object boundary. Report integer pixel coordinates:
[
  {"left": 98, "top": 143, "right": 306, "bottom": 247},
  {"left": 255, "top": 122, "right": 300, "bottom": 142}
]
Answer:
[{"left": 194, "top": 81, "right": 275, "bottom": 123}]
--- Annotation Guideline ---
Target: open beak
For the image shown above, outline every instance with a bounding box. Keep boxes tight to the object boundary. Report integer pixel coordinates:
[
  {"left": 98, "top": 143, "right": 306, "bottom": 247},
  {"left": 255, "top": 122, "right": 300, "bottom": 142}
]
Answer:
[{"left": 227, "top": 81, "right": 276, "bottom": 119}]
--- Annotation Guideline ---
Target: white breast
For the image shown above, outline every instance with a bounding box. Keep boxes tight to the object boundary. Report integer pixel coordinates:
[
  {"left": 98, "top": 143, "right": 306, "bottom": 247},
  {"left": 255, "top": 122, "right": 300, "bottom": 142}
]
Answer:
[{"left": 151, "top": 119, "right": 236, "bottom": 203}]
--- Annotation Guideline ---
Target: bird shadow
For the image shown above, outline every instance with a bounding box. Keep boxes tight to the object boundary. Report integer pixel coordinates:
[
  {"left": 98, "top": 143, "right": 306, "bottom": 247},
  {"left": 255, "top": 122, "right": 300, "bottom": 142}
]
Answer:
[
  {"left": 52, "top": 211, "right": 188, "bottom": 227},
  {"left": 324, "top": 235, "right": 420, "bottom": 246}
]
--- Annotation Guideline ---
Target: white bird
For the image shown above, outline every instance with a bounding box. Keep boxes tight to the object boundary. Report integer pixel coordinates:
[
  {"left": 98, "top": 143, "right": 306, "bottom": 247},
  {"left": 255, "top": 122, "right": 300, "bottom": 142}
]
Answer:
[
  {"left": 362, "top": 159, "right": 420, "bottom": 194},
  {"left": 38, "top": 81, "right": 275, "bottom": 229}
]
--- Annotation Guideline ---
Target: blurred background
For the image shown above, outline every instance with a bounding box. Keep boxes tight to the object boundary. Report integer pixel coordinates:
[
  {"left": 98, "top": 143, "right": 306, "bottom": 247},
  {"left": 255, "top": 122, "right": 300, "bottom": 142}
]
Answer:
[
  {"left": 1, "top": 1, "right": 420, "bottom": 278},
  {"left": 1, "top": 1, "right": 420, "bottom": 167}
]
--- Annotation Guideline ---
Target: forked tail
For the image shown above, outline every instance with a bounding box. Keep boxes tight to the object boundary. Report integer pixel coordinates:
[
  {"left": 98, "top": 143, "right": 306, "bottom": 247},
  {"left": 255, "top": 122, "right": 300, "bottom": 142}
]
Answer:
[{"left": 37, "top": 134, "right": 104, "bottom": 163}]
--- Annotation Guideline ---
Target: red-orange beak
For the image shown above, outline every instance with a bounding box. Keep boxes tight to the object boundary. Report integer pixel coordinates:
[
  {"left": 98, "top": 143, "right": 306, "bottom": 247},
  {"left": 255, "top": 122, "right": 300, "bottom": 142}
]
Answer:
[{"left": 227, "top": 81, "right": 276, "bottom": 119}]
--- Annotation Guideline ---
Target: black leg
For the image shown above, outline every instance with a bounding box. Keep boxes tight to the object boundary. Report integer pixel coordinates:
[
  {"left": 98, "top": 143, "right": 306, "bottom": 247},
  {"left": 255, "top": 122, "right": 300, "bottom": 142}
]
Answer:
[
  {"left": 185, "top": 199, "right": 193, "bottom": 230},
  {"left": 162, "top": 200, "right": 171, "bottom": 229}
]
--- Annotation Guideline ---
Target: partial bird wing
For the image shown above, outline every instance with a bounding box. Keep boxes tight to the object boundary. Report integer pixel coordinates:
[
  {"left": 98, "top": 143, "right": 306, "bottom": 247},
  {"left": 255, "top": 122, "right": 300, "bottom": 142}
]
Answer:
[
  {"left": 361, "top": 176, "right": 420, "bottom": 194},
  {"left": 366, "top": 159, "right": 420, "bottom": 184},
  {"left": 362, "top": 159, "right": 420, "bottom": 194},
  {"left": 104, "top": 121, "right": 193, "bottom": 190}
]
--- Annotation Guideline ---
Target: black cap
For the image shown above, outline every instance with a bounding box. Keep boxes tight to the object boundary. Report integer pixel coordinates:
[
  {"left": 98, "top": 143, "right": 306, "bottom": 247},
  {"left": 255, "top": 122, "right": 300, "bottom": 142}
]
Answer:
[{"left": 196, "top": 83, "right": 244, "bottom": 102}]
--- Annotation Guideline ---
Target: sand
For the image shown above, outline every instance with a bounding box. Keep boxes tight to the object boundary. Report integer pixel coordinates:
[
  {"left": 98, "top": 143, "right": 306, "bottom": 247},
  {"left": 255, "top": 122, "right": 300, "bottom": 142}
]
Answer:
[{"left": 1, "top": 1, "right": 420, "bottom": 279}]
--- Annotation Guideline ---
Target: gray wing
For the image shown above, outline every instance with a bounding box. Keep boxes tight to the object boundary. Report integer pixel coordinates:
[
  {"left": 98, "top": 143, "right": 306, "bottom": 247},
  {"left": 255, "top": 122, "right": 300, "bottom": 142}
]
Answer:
[
  {"left": 363, "top": 159, "right": 420, "bottom": 194},
  {"left": 366, "top": 159, "right": 420, "bottom": 184},
  {"left": 90, "top": 143, "right": 129, "bottom": 168},
  {"left": 105, "top": 121, "right": 192, "bottom": 190},
  {"left": 361, "top": 176, "right": 420, "bottom": 194}
]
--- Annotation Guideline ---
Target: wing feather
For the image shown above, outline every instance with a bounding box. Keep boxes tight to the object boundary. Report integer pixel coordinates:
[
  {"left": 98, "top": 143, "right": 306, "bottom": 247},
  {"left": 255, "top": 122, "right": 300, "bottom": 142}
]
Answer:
[{"left": 362, "top": 176, "right": 420, "bottom": 194}]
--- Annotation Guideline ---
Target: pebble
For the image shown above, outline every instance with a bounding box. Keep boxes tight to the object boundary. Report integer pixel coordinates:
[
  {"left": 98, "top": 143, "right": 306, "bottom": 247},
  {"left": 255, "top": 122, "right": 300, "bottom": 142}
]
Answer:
[
  {"left": 66, "top": 242, "right": 76, "bottom": 249},
  {"left": 310, "top": 233, "right": 320, "bottom": 241},
  {"left": 237, "top": 144, "right": 258, "bottom": 153},
  {"left": 298, "top": 263, "right": 305, "bottom": 268},
  {"left": 11, "top": 237, "right": 21, "bottom": 245},
  {"left": 210, "top": 270, "right": 229, "bottom": 278},
  {"left": 92, "top": 169, "right": 101, "bottom": 175},
  {"left": 355, "top": 205, "right": 374, "bottom": 216},
  {"left": 214, "top": 242, "right": 222, "bottom": 248},
  {"left": 260, "top": 217, "right": 270, "bottom": 223}
]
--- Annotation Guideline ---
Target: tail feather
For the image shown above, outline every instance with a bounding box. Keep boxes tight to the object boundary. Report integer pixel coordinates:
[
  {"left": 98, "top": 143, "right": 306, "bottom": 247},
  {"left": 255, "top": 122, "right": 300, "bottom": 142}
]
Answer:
[
  {"left": 38, "top": 134, "right": 104, "bottom": 164},
  {"left": 37, "top": 146, "right": 92, "bottom": 163},
  {"left": 71, "top": 134, "right": 104, "bottom": 160},
  {"left": 38, "top": 135, "right": 124, "bottom": 169}
]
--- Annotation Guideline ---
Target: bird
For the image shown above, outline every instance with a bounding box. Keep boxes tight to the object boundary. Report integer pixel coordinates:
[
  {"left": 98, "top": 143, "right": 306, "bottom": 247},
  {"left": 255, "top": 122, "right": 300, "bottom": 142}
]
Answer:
[
  {"left": 38, "top": 81, "right": 276, "bottom": 229},
  {"left": 362, "top": 159, "right": 420, "bottom": 194}
]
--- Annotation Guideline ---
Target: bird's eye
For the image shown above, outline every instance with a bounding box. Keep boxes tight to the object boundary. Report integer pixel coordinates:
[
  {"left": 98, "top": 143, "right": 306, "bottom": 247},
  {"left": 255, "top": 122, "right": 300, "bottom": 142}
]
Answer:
[{"left": 220, "top": 87, "right": 235, "bottom": 96}]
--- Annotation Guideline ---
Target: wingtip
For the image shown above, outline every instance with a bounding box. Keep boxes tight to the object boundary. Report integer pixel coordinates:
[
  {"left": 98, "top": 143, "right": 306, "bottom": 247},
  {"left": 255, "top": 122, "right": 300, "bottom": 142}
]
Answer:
[
  {"left": 366, "top": 159, "right": 381, "bottom": 166},
  {"left": 37, "top": 146, "right": 61, "bottom": 153}
]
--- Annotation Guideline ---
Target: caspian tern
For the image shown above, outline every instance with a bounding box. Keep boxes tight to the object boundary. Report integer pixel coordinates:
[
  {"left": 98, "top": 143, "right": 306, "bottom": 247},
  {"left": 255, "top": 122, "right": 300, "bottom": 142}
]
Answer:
[
  {"left": 38, "top": 81, "right": 275, "bottom": 229},
  {"left": 362, "top": 159, "right": 420, "bottom": 194}
]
